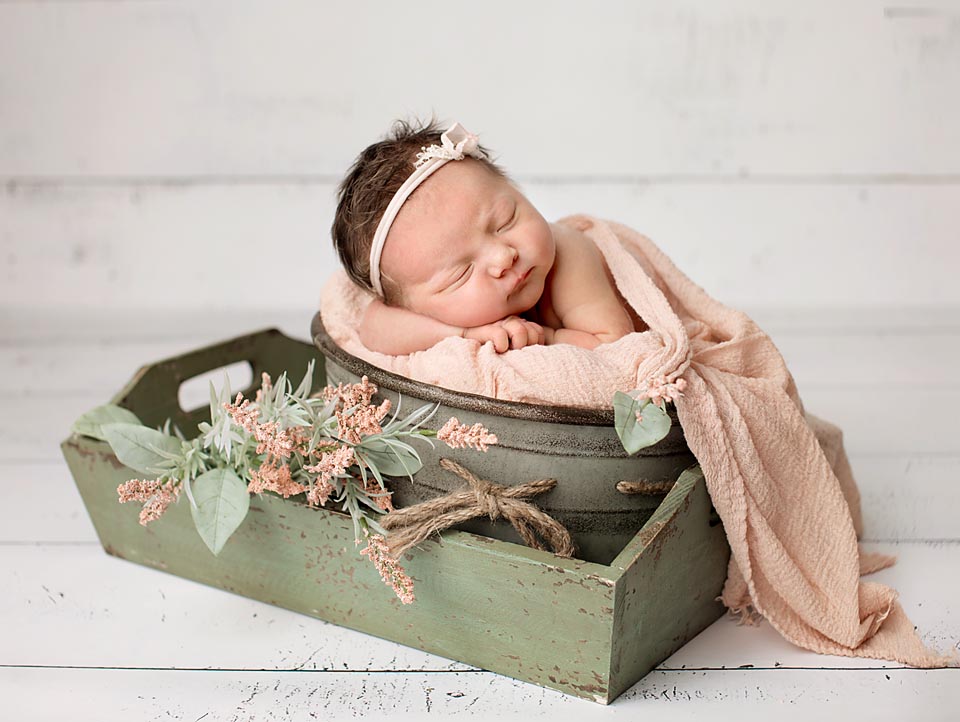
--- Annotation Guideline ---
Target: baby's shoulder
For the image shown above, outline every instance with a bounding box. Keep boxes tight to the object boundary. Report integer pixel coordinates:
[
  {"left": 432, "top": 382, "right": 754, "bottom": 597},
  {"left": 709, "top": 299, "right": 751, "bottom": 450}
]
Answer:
[
  {"left": 548, "top": 220, "right": 608, "bottom": 284},
  {"left": 549, "top": 218, "right": 629, "bottom": 307}
]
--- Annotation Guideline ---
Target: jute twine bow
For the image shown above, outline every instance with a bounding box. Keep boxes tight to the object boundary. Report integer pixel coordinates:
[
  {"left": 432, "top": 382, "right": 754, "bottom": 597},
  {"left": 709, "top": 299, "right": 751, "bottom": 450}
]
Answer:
[{"left": 381, "top": 458, "right": 576, "bottom": 560}]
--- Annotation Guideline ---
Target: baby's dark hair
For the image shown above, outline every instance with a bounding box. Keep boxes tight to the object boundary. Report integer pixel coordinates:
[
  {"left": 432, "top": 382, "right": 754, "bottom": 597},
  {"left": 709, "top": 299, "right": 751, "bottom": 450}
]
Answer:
[{"left": 331, "top": 114, "right": 509, "bottom": 306}]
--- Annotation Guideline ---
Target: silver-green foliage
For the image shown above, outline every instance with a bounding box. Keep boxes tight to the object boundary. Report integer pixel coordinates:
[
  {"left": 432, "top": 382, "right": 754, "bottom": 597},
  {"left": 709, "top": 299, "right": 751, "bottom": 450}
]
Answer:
[
  {"left": 72, "top": 360, "right": 440, "bottom": 556},
  {"left": 186, "top": 468, "right": 249, "bottom": 555},
  {"left": 71, "top": 404, "right": 142, "bottom": 441},
  {"left": 613, "top": 391, "right": 672, "bottom": 455}
]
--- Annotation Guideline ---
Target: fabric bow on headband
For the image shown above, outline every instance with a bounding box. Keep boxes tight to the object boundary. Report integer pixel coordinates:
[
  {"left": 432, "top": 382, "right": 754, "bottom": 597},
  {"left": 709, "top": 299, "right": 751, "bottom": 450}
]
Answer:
[
  {"left": 415, "top": 123, "right": 487, "bottom": 168},
  {"left": 368, "top": 121, "right": 487, "bottom": 298}
]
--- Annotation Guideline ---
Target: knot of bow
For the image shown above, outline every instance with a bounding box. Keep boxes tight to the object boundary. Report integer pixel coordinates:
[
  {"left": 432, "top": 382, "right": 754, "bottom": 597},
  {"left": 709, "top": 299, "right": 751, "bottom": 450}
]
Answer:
[
  {"left": 414, "top": 122, "right": 487, "bottom": 168},
  {"left": 380, "top": 458, "right": 575, "bottom": 560}
]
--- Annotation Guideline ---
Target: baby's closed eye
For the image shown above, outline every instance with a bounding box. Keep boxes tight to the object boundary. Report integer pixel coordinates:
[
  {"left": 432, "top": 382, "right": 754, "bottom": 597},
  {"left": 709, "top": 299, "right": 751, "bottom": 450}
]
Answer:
[{"left": 438, "top": 264, "right": 471, "bottom": 293}]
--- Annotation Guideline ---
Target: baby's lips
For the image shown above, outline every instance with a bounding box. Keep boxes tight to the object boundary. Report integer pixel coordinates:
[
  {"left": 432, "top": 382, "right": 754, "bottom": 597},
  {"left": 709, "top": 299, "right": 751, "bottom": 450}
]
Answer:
[{"left": 511, "top": 267, "right": 532, "bottom": 292}]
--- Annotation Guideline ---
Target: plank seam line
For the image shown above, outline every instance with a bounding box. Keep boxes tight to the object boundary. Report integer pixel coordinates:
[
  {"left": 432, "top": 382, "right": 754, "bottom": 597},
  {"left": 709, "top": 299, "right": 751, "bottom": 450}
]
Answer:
[
  {"left": 5, "top": 173, "right": 960, "bottom": 188},
  {"left": 0, "top": 663, "right": 948, "bottom": 673}
]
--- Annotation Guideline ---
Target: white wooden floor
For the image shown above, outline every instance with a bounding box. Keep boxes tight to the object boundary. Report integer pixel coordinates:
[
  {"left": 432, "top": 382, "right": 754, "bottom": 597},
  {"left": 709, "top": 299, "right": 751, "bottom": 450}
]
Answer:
[{"left": 2, "top": 307, "right": 958, "bottom": 721}]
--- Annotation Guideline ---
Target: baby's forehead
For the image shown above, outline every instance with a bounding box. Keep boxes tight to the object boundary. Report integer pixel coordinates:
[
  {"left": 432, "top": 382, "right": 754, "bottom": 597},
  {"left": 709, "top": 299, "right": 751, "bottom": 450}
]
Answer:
[
  {"left": 389, "top": 169, "right": 512, "bottom": 279},
  {"left": 412, "top": 158, "right": 506, "bottom": 213},
  {"left": 415, "top": 190, "right": 511, "bottom": 242}
]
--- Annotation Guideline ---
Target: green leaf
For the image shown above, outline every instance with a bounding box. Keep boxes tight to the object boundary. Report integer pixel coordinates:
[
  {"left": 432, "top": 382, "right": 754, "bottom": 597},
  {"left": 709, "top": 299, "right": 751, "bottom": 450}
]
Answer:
[
  {"left": 613, "top": 391, "right": 672, "bottom": 455},
  {"left": 364, "top": 515, "right": 388, "bottom": 536},
  {"left": 356, "top": 492, "right": 389, "bottom": 513},
  {"left": 101, "top": 422, "right": 183, "bottom": 475},
  {"left": 357, "top": 437, "right": 423, "bottom": 478},
  {"left": 209, "top": 380, "right": 219, "bottom": 423},
  {"left": 292, "top": 360, "right": 314, "bottom": 400},
  {"left": 363, "top": 453, "right": 385, "bottom": 487},
  {"left": 397, "top": 402, "right": 438, "bottom": 432},
  {"left": 72, "top": 405, "right": 142, "bottom": 441},
  {"left": 183, "top": 476, "right": 198, "bottom": 511},
  {"left": 188, "top": 468, "right": 250, "bottom": 556},
  {"left": 273, "top": 371, "right": 287, "bottom": 405}
]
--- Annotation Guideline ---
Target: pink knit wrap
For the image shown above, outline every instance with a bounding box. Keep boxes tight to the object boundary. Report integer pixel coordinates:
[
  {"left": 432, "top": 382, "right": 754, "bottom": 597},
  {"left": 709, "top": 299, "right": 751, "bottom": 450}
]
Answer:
[{"left": 321, "top": 214, "right": 958, "bottom": 667}]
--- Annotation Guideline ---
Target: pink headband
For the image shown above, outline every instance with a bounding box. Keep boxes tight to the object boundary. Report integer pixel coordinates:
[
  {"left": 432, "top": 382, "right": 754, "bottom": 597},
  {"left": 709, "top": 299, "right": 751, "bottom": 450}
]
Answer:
[{"left": 368, "top": 121, "right": 487, "bottom": 297}]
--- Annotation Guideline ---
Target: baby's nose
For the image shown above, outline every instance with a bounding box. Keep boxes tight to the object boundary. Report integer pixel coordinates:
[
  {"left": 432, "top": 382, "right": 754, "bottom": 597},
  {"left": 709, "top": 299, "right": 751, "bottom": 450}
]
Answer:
[{"left": 491, "top": 245, "right": 519, "bottom": 276}]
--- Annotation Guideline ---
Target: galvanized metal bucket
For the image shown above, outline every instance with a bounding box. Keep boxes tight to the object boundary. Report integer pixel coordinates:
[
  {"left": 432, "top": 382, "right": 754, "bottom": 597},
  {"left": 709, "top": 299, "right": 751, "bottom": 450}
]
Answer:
[{"left": 311, "top": 312, "right": 702, "bottom": 565}]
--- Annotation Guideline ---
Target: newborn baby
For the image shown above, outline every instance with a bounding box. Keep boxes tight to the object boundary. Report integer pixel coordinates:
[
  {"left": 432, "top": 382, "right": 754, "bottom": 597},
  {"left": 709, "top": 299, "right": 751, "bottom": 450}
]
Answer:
[{"left": 331, "top": 118, "right": 638, "bottom": 355}]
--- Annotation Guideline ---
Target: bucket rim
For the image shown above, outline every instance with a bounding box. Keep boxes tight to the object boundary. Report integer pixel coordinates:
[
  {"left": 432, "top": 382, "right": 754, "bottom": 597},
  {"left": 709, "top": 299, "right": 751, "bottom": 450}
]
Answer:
[{"left": 311, "top": 311, "right": 680, "bottom": 427}]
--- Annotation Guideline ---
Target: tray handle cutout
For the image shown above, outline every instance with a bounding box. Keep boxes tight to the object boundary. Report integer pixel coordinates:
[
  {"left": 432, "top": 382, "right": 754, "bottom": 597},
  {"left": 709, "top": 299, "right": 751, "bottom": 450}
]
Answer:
[
  {"left": 177, "top": 361, "right": 254, "bottom": 416},
  {"left": 112, "top": 328, "right": 323, "bottom": 433}
]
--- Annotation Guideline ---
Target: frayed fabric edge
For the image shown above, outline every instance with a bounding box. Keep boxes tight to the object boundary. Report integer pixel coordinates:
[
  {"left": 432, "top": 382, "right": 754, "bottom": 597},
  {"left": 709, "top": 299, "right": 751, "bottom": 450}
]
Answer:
[{"left": 718, "top": 595, "right": 764, "bottom": 627}]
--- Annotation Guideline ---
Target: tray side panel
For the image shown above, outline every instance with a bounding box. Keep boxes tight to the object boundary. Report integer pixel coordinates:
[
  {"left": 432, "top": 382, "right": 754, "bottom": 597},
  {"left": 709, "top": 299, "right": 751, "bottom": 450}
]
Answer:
[
  {"left": 61, "top": 436, "right": 618, "bottom": 704},
  {"left": 608, "top": 466, "right": 731, "bottom": 701}
]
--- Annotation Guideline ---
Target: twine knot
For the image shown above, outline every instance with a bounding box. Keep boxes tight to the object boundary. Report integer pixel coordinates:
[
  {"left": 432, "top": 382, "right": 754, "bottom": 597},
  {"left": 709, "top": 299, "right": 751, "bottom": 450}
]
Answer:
[
  {"left": 380, "top": 458, "right": 576, "bottom": 560},
  {"left": 472, "top": 476, "right": 504, "bottom": 519}
]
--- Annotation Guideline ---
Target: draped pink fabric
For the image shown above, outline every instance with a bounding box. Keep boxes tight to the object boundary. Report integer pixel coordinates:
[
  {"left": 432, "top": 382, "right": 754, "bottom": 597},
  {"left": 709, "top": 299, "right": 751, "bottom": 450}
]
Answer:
[{"left": 321, "top": 214, "right": 958, "bottom": 667}]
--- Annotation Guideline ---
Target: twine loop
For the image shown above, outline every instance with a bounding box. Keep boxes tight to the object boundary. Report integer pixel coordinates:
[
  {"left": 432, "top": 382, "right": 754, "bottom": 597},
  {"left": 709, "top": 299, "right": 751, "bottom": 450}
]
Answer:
[{"left": 381, "top": 458, "right": 576, "bottom": 560}]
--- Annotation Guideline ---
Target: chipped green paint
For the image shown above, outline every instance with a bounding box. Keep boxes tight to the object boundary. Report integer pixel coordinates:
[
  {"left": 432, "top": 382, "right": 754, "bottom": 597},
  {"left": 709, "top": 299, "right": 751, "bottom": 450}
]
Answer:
[{"left": 61, "top": 328, "right": 730, "bottom": 705}]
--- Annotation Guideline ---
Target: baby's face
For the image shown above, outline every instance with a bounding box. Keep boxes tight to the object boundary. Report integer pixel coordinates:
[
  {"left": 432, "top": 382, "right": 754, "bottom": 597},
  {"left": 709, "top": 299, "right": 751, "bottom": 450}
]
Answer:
[{"left": 380, "top": 158, "right": 556, "bottom": 329}]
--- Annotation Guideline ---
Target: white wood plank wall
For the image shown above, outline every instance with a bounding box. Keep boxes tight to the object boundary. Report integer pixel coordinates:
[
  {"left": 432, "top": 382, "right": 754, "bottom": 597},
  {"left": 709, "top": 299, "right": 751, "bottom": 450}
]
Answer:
[
  {"left": 1, "top": 0, "right": 958, "bottom": 312},
  {"left": 2, "top": 1, "right": 958, "bottom": 719}
]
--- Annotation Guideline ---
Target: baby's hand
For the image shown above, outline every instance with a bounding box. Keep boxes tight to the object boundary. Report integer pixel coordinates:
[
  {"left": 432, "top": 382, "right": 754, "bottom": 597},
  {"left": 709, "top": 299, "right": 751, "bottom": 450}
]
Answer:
[{"left": 462, "top": 316, "right": 546, "bottom": 353}]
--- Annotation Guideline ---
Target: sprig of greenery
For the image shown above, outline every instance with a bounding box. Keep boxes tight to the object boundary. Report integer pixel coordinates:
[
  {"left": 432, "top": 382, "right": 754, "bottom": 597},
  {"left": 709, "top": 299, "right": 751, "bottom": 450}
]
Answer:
[
  {"left": 613, "top": 374, "right": 689, "bottom": 454},
  {"left": 613, "top": 392, "right": 672, "bottom": 455},
  {"left": 71, "top": 362, "right": 439, "bottom": 558}
]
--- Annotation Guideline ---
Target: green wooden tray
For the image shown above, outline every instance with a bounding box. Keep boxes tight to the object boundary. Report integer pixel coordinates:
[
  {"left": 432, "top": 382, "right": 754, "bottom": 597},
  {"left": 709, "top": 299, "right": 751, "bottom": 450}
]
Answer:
[{"left": 61, "top": 328, "right": 731, "bottom": 704}]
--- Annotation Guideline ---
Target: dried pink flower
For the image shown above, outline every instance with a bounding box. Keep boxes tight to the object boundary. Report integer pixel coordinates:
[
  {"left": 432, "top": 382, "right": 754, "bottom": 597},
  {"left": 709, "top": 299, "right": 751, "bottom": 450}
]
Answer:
[
  {"left": 224, "top": 393, "right": 299, "bottom": 462},
  {"left": 335, "top": 398, "right": 391, "bottom": 445},
  {"left": 322, "top": 375, "right": 378, "bottom": 411},
  {"left": 363, "top": 478, "right": 395, "bottom": 512},
  {"left": 437, "top": 417, "right": 498, "bottom": 452},
  {"left": 251, "top": 420, "right": 297, "bottom": 461},
  {"left": 304, "top": 445, "right": 355, "bottom": 484},
  {"left": 224, "top": 394, "right": 260, "bottom": 434},
  {"left": 117, "top": 478, "right": 161, "bottom": 503},
  {"left": 359, "top": 532, "right": 415, "bottom": 604},
  {"left": 254, "top": 372, "right": 273, "bottom": 403},
  {"left": 638, "top": 374, "right": 687, "bottom": 406},
  {"left": 288, "top": 426, "right": 313, "bottom": 448},
  {"left": 306, "top": 479, "right": 335, "bottom": 507},
  {"left": 118, "top": 479, "right": 180, "bottom": 525},
  {"left": 247, "top": 460, "right": 306, "bottom": 499}
]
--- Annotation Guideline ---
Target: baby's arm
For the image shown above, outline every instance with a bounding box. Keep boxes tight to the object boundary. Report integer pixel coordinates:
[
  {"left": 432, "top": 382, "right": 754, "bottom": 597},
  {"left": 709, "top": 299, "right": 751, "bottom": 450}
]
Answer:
[
  {"left": 542, "top": 326, "right": 608, "bottom": 350},
  {"left": 547, "top": 227, "right": 635, "bottom": 349},
  {"left": 359, "top": 298, "right": 464, "bottom": 355},
  {"left": 360, "top": 300, "right": 544, "bottom": 355}
]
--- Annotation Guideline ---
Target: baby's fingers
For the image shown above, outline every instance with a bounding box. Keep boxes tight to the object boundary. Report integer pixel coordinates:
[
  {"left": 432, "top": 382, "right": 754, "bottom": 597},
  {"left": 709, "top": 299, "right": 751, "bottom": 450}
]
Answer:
[
  {"left": 525, "top": 321, "right": 544, "bottom": 346},
  {"left": 491, "top": 327, "right": 510, "bottom": 353},
  {"left": 506, "top": 322, "right": 529, "bottom": 349}
]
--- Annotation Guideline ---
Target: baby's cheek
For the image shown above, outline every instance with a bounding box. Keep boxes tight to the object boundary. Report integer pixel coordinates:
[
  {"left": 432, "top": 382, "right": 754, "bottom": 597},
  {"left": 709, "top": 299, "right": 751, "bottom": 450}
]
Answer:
[{"left": 439, "top": 293, "right": 508, "bottom": 328}]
